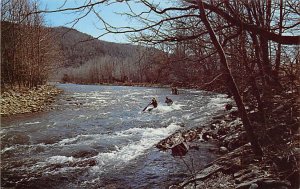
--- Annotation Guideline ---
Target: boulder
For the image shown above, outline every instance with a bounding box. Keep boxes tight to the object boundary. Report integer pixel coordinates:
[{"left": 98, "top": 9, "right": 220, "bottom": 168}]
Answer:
[
  {"left": 217, "top": 126, "right": 230, "bottom": 136},
  {"left": 219, "top": 146, "right": 228, "bottom": 154},
  {"left": 202, "top": 131, "right": 211, "bottom": 141},
  {"left": 222, "top": 131, "right": 248, "bottom": 151},
  {"left": 236, "top": 178, "right": 291, "bottom": 189},
  {"left": 171, "top": 142, "right": 189, "bottom": 157}
]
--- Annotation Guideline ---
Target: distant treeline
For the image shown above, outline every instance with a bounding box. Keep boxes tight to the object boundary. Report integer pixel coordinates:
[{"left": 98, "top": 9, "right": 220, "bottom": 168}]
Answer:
[{"left": 50, "top": 27, "right": 225, "bottom": 90}]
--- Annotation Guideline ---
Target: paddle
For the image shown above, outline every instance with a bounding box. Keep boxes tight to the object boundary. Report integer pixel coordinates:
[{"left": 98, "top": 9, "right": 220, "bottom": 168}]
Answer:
[{"left": 142, "top": 103, "right": 151, "bottom": 112}]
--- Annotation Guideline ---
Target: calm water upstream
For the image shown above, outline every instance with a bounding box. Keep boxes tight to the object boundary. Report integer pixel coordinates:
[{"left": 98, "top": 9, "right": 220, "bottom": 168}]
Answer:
[{"left": 1, "top": 84, "right": 232, "bottom": 189}]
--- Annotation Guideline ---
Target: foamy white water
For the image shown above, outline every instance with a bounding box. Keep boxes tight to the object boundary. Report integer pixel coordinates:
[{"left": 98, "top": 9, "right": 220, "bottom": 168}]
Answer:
[{"left": 1, "top": 84, "right": 232, "bottom": 188}]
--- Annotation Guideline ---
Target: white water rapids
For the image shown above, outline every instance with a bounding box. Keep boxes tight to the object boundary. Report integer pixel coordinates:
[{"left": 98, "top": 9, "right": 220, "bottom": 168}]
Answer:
[{"left": 1, "top": 84, "right": 232, "bottom": 188}]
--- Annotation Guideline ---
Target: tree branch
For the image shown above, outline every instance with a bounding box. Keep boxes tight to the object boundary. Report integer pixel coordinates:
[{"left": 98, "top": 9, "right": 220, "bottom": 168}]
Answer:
[{"left": 186, "top": 0, "right": 300, "bottom": 45}]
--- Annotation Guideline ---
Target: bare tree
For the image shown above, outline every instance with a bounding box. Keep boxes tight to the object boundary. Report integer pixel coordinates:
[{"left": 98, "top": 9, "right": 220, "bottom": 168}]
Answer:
[
  {"left": 1, "top": 0, "right": 61, "bottom": 89},
  {"left": 31, "top": 0, "right": 299, "bottom": 157}
]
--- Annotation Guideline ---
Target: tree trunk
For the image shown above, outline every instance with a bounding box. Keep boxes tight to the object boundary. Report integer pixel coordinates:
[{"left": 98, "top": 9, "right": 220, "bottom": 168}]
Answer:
[
  {"left": 249, "top": 33, "right": 266, "bottom": 86},
  {"left": 259, "top": 36, "right": 273, "bottom": 85},
  {"left": 274, "top": 0, "right": 284, "bottom": 80},
  {"left": 198, "top": 0, "right": 263, "bottom": 156},
  {"left": 240, "top": 32, "right": 267, "bottom": 128}
]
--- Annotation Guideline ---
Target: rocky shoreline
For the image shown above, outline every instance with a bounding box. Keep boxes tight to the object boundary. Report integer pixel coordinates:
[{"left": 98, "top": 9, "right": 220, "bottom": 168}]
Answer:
[
  {"left": 156, "top": 108, "right": 298, "bottom": 189},
  {"left": 0, "top": 85, "right": 63, "bottom": 116},
  {"left": 1, "top": 83, "right": 298, "bottom": 188}
]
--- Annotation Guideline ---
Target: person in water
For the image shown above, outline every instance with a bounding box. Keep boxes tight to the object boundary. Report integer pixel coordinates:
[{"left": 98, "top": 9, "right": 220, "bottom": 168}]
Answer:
[
  {"left": 171, "top": 87, "right": 179, "bottom": 95},
  {"left": 150, "top": 97, "right": 158, "bottom": 108},
  {"left": 165, "top": 97, "right": 173, "bottom": 106},
  {"left": 143, "top": 97, "right": 158, "bottom": 112}
]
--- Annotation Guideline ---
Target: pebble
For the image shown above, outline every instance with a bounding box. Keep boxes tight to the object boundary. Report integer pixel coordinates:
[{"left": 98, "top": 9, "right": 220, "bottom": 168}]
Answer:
[{"left": 1, "top": 85, "right": 62, "bottom": 116}]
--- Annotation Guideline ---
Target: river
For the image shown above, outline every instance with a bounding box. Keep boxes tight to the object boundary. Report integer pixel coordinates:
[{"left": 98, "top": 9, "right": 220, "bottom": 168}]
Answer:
[{"left": 1, "top": 84, "right": 232, "bottom": 189}]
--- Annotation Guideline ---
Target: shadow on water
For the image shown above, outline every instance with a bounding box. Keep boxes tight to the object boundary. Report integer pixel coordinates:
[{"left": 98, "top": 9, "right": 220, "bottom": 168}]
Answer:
[{"left": 1, "top": 84, "right": 232, "bottom": 188}]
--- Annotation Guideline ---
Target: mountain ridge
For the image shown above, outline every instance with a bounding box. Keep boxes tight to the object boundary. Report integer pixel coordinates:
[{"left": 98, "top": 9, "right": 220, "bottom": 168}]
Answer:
[
  {"left": 50, "top": 26, "right": 145, "bottom": 67},
  {"left": 49, "top": 26, "right": 168, "bottom": 84}
]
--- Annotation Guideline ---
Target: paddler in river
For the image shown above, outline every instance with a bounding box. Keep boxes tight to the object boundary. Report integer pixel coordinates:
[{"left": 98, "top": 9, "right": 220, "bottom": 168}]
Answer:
[
  {"left": 143, "top": 97, "right": 158, "bottom": 111},
  {"left": 165, "top": 96, "right": 173, "bottom": 106}
]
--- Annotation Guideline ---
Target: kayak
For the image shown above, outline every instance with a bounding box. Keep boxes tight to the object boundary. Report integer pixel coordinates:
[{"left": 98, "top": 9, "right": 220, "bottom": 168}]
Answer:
[
  {"left": 166, "top": 102, "right": 173, "bottom": 106},
  {"left": 142, "top": 106, "right": 154, "bottom": 112},
  {"left": 147, "top": 107, "right": 154, "bottom": 112}
]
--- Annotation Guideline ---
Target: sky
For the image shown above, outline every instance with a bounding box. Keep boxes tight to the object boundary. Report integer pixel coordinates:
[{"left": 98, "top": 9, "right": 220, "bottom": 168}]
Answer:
[{"left": 38, "top": 0, "right": 148, "bottom": 43}]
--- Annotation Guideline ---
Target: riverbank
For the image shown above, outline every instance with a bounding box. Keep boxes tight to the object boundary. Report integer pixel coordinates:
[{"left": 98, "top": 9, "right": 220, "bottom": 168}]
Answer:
[
  {"left": 0, "top": 85, "right": 63, "bottom": 116},
  {"left": 156, "top": 105, "right": 299, "bottom": 189},
  {"left": 1, "top": 83, "right": 298, "bottom": 188},
  {"left": 1, "top": 84, "right": 230, "bottom": 188}
]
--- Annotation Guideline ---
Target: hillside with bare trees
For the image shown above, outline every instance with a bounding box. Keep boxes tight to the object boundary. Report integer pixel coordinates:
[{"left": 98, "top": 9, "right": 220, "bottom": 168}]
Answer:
[{"left": 50, "top": 26, "right": 170, "bottom": 84}]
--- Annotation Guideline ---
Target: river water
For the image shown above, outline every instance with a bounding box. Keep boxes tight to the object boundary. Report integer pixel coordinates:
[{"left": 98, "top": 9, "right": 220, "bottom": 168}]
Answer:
[{"left": 1, "top": 84, "right": 231, "bottom": 189}]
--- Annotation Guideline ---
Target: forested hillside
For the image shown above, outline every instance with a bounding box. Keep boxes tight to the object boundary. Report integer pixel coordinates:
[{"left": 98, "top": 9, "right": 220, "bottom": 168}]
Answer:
[
  {"left": 51, "top": 27, "right": 105, "bottom": 67},
  {"left": 50, "top": 27, "right": 170, "bottom": 84},
  {"left": 50, "top": 26, "right": 227, "bottom": 89},
  {"left": 51, "top": 27, "right": 144, "bottom": 67}
]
